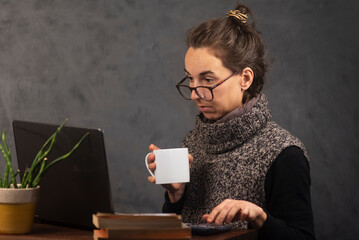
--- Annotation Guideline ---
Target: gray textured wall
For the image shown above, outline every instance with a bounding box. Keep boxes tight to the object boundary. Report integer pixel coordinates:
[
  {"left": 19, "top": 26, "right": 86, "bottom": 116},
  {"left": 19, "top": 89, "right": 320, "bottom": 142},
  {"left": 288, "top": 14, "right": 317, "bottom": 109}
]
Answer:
[{"left": 0, "top": 1, "right": 358, "bottom": 239}]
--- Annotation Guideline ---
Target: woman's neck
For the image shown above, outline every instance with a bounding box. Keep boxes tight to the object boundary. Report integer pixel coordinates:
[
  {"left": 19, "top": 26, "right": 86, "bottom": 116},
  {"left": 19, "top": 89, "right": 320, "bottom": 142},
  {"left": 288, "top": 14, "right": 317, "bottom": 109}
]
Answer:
[{"left": 202, "top": 94, "right": 260, "bottom": 124}]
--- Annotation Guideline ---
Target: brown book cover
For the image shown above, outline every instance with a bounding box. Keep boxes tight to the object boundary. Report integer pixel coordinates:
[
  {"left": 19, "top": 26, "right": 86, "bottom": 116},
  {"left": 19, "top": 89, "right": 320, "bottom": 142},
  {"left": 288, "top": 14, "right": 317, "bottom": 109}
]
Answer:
[
  {"left": 93, "top": 212, "right": 183, "bottom": 230},
  {"left": 93, "top": 224, "right": 191, "bottom": 240},
  {"left": 94, "top": 229, "right": 108, "bottom": 240}
]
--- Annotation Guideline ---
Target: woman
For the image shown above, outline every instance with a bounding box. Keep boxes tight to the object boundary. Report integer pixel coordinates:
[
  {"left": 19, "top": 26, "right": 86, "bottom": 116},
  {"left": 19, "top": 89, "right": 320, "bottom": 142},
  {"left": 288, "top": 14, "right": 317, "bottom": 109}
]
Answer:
[{"left": 147, "top": 3, "right": 315, "bottom": 239}]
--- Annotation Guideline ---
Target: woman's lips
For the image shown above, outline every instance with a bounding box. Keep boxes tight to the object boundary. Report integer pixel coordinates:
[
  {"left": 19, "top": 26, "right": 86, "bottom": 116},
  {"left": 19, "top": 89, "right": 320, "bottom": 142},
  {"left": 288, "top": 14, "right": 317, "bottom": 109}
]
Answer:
[{"left": 198, "top": 106, "right": 213, "bottom": 112}]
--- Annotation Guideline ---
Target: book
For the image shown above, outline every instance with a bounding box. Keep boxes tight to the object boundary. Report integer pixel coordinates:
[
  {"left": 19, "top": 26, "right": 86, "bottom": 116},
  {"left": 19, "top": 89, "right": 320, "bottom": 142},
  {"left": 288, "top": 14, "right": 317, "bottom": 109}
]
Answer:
[
  {"left": 92, "top": 212, "right": 183, "bottom": 230},
  {"left": 93, "top": 224, "right": 191, "bottom": 240}
]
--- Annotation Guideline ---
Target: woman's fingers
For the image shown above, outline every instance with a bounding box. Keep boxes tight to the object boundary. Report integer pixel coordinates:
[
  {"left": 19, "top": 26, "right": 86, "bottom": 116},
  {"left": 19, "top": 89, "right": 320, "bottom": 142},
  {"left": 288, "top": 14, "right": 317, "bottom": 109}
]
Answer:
[
  {"left": 147, "top": 144, "right": 160, "bottom": 182},
  {"left": 203, "top": 200, "right": 230, "bottom": 224},
  {"left": 146, "top": 152, "right": 156, "bottom": 173},
  {"left": 149, "top": 144, "right": 160, "bottom": 151},
  {"left": 147, "top": 176, "right": 156, "bottom": 183},
  {"left": 225, "top": 204, "right": 241, "bottom": 223},
  {"left": 147, "top": 153, "right": 155, "bottom": 163},
  {"left": 147, "top": 144, "right": 160, "bottom": 171},
  {"left": 213, "top": 200, "right": 237, "bottom": 225},
  {"left": 188, "top": 154, "right": 193, "bottom": 166},
  {"left": 203, "top": 199, "right": 266, "bottom": 228},
  {"left": 239, "top": 206, "right": 250, "bottom": 221},
  {"left": 202, "top": 214, "right": 209, "bottom": 220}
]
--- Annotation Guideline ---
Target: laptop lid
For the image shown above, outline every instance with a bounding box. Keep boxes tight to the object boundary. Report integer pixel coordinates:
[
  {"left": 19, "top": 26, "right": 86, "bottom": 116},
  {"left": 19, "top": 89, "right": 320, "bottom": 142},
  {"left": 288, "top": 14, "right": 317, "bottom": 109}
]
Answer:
[{"left": 12, "top": 120, "right": 114, "bottom": 230}]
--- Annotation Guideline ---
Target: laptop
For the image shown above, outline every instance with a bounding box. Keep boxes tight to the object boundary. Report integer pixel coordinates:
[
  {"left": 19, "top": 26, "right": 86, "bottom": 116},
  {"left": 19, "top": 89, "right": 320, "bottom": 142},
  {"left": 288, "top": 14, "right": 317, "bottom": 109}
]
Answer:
[{"left": 12, "top": 120, "right": 114, "bottom": 230}]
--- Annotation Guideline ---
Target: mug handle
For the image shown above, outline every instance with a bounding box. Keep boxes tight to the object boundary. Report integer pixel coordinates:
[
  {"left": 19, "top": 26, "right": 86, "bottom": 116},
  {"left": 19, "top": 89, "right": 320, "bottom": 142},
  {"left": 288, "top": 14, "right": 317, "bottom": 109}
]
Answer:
[{"left": 145, "top": 153, "right": 155, "bottom": 177}]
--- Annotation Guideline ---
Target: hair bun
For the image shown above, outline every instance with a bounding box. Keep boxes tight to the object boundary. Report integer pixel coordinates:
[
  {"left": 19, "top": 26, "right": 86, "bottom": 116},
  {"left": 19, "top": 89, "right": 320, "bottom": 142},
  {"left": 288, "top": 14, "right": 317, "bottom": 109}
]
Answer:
[{"left": 226, "top": 10, "right": 248, "bottom": 24}]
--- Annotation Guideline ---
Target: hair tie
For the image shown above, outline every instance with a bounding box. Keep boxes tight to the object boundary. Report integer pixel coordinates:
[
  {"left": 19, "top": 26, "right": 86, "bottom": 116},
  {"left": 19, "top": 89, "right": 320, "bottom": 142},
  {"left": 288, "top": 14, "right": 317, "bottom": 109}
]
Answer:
[{"left": 226, "top": 10, "right": 248, "bottom": 24}]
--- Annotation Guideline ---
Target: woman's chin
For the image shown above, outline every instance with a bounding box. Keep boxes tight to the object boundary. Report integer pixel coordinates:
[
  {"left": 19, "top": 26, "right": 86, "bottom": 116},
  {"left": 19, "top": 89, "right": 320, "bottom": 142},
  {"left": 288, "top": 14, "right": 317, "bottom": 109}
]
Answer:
[{"left": 202, "top": 112, "right": 221, "bottom": 121}]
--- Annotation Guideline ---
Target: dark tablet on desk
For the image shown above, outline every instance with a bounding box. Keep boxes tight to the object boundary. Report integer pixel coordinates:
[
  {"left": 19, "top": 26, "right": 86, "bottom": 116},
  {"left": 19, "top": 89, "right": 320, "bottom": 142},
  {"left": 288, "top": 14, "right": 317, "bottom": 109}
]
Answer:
[
  {"left": 186, "top": 223, "right": 231, "bottom": 235},
  {"left": 13, "top": 120, "right": 114, "bottom": 230}
]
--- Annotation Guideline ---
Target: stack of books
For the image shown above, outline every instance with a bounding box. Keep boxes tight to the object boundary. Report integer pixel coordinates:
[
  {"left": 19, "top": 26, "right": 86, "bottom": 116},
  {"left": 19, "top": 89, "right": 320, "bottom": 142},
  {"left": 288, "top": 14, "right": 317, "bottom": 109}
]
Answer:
[{"left": 93, "top": 212, "right": 191, "bottom": 240}]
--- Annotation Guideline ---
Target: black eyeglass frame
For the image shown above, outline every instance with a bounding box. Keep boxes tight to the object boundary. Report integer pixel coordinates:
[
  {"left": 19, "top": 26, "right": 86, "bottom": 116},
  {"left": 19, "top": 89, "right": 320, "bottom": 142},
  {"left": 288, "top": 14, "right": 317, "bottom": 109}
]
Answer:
[{"left": 176, "top": 72, "right": 237, "bottom": 101}]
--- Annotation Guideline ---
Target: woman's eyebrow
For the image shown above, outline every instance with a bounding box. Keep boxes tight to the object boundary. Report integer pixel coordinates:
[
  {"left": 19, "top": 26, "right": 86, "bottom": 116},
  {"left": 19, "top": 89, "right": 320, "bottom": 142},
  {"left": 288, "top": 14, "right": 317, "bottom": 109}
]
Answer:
[
  {"left": 199, "top": 70, "right": 215, "bottom": 76},
  {"left": 184, "top": 69, "right": 215, "bottom": 76}
]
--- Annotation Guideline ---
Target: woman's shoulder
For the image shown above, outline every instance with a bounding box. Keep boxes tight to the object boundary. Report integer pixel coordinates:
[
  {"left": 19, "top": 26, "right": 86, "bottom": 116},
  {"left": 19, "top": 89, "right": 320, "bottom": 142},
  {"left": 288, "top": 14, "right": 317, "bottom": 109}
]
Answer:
[
  {"left": 275, "top": 146, "right": 309, "bottom": 167},
  {"left": 264, "top": 121, "right": 299, "bottom": 141},
  {"left": 264, "top": 121, "right": 309, "bottom": 156},
  {"left": 265, "top": 145, "right": 311, "bottom": 200}
]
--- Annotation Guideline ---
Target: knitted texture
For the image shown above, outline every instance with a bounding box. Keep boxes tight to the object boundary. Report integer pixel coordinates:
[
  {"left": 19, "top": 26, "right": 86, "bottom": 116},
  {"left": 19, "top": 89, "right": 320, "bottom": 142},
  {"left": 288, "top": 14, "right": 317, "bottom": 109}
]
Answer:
[{"left": 181, "top": 94, "right": 308, "bottom": 229}]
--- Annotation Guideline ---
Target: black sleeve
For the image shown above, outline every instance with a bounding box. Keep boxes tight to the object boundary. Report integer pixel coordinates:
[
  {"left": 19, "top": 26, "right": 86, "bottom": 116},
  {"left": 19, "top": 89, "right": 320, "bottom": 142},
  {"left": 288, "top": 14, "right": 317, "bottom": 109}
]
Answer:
[
  {"left": 162, "top": 189, "right": 186, "bottom": 214},
  {"left": 258, "top": 146, "right": 315, "bottom": 240}
]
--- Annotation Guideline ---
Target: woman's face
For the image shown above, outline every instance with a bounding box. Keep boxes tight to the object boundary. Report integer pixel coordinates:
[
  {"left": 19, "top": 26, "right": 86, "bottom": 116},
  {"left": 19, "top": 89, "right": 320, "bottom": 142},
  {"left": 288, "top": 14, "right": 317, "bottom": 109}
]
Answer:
[{"left": 184, "top": 47, "right": 249, "bottom": 120}]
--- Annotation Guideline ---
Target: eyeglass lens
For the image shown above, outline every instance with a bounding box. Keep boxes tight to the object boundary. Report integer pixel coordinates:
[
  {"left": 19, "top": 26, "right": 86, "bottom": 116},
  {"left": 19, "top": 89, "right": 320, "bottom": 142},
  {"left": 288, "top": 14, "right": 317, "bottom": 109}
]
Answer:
[{"left": 178, "top": 85, "right": 212, "bottom": 100}]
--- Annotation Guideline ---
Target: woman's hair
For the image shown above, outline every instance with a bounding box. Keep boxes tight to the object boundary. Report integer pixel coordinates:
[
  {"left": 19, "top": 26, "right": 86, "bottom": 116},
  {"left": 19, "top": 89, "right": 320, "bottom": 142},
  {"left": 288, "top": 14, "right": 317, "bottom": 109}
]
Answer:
[{"left": 186, "top": 3, "right": 268, "bottom": 103}]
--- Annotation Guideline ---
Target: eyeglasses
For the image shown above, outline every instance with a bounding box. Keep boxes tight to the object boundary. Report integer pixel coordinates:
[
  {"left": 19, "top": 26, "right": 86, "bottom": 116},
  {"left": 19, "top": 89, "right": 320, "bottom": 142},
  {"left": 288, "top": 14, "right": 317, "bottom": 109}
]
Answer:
[{"left": 176, "top": 72, "right": 237, "bottom": 101}]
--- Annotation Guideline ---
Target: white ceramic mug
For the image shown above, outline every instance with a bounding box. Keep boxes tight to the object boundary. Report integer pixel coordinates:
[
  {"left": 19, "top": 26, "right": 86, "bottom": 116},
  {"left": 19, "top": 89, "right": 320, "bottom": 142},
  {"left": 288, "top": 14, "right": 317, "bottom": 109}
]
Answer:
[{"left": 145, "top": 148, "right": 190, "bottom": 184}]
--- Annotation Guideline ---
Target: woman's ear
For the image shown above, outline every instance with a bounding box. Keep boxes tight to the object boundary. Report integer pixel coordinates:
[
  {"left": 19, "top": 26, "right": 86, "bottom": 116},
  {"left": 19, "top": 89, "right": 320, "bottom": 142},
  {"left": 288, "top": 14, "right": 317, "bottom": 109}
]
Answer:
[{"left": 240, "top": 67, "right": 254, "bottom": 90}]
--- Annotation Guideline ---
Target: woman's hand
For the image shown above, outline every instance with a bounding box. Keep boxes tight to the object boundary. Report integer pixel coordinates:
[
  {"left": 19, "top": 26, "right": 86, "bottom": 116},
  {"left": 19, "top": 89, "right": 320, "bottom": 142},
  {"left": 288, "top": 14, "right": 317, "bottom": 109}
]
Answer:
[
  {"left": 146, "top": 144, "right": 193, "bottom": 203},
  {"left": 202, "top": 199, "right": 267, "bottom": 229}
]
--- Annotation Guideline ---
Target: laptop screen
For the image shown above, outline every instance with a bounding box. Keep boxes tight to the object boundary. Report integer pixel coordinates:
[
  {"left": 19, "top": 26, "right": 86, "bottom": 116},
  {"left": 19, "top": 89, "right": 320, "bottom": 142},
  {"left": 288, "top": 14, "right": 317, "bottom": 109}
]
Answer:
[{"left": 12, "top": 120, "right": 114, "bottom": 230}]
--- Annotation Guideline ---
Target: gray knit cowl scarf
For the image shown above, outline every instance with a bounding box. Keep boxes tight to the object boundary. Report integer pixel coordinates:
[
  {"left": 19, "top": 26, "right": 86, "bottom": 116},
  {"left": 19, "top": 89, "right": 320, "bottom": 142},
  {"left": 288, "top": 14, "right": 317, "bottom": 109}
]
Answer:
[{"left": 181, "top": 94, "right": 308, "bottom": 229}]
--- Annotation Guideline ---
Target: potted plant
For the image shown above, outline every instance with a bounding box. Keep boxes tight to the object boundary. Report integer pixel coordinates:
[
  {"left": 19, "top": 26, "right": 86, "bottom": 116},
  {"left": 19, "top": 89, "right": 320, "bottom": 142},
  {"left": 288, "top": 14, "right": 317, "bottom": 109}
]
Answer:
[{"left": 0, "top": 119, "right": 88, "bottom": 234}]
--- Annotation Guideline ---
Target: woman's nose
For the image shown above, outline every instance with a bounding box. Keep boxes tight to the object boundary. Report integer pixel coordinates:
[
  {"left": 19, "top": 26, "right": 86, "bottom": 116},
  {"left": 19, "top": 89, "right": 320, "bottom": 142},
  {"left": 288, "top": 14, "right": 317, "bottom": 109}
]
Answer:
[{"left": 190, "top": 88, "right": 200, "bottom": 100}]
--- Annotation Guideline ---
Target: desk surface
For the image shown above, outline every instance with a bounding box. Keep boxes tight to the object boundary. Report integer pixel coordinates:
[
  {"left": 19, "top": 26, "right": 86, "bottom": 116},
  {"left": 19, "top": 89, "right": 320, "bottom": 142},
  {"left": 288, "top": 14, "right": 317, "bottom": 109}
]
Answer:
[{"left": 0, "top": 223, "right": 258, "bottom": 240}]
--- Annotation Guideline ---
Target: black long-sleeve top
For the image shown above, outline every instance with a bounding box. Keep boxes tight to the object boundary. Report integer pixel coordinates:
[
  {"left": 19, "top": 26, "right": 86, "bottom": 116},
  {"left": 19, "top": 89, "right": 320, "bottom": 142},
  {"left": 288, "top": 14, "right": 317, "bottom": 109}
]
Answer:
[{"left": 162, "top": 146, "right": 315, "bottom": 240}]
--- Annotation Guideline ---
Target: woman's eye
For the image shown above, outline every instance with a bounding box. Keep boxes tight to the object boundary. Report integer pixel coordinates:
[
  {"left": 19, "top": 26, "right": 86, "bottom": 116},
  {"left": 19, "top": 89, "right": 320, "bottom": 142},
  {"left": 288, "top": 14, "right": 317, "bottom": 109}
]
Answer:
[{"left": 204, "top": 78, "right": 214, "bottom": 83}]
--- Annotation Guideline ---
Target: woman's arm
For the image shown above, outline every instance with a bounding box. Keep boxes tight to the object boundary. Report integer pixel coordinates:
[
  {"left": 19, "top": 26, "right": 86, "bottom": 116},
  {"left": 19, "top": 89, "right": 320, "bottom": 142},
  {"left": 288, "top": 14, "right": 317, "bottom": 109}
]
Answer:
[
  {"left": 259, "top": 146, "right": 315, "bottom": 240},
  {"left": 162, "top": 189, "right": 187, "bottom": 214}
]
